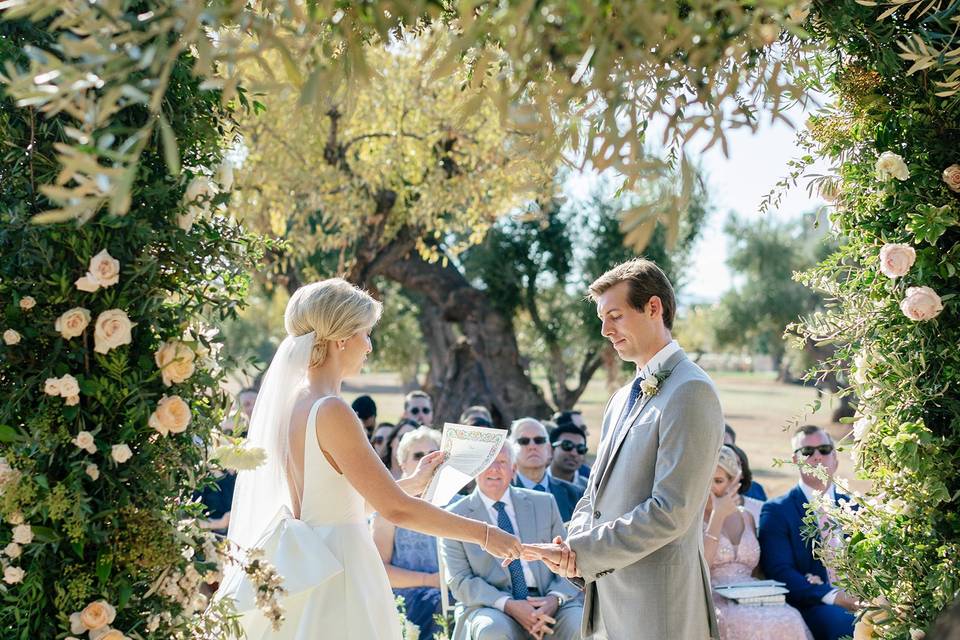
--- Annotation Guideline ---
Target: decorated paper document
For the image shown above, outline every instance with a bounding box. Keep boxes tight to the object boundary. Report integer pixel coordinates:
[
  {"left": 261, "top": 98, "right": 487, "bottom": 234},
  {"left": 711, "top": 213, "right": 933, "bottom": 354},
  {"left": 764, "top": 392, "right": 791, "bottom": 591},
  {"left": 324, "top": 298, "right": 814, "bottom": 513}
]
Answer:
[{"left": 424, "top": 423, "right": 507, "bottom": 506}]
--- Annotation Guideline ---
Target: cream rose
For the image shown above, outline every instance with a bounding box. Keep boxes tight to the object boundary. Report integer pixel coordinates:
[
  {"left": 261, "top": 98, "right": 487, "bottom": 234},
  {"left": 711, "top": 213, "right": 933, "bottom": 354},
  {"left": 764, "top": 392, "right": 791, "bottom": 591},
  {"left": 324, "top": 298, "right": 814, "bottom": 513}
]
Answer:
[
  {"left": 12, "top": 524, "right": 32, "bottom": 545},
  {"left": 853, "top": 352, "right": 869, "bottom": 385},
  {"left": 93, "top": 309, "right": 135, "bottom": 354},
  {"left": 111, "top": 444, "right": 133, "bottom": 464},
  {"left": 3, "top": 329, "right": 21, "bottom": 346},
  {"left": 149, "top": 395, "right": 192, "bottom": 436},
  {"left": 878, "top": 243, "right": 916, "bottom": 278},
  {"left": 942, "top": 164, "right": 960, "bottom": 193},
  {"left": 58, "top": 374, "right": 80, "bottom": 398},
  {"left": 87, "top": 249, "right": 120, "bottom": 288},
  {"left": 70, "top": 612, "right": 86, "bottom": 633},
  {"left": 3, "top": 566, "right": 24, "bottom": 585},
  {"left": 19, "top": 297, "right": 36, "bottom": 311},
  {"left": 75, "top": 274, "right": 100, "bottom": 292},
  {"left": 7, "top": 512, "right": 24, "bottom": 525},
  {"left": 90, "top": 628, "right": 128, "bottom": 640},
  {"left": 900, "top": 286, "right": 944, "bottom": 321},
  {"left": 65, "top": 395, "right": 80, "bottom": 406},
  {"left": 154, "top": 340, "right": 196, "bottom": 386},
  {"left": 44, "top": 378, "right": 62, "bottom": 396},
  {"left": 73, "top": 431, "right": 96, "bottom": 454},
  {"left": 4, "top": 542, "right": 21, "bottom": 559},
  {"left": 875, "top": 151, "right": 910, "bottom": 181},
  {"left": 80, "top": 600, "right": 117, "bottom": 631},
  {"left": 55, "top": 307, "right": 91, "bottom": 339},
  {"left": 85, "top": 464, "right": 100, "bottom": 481}
]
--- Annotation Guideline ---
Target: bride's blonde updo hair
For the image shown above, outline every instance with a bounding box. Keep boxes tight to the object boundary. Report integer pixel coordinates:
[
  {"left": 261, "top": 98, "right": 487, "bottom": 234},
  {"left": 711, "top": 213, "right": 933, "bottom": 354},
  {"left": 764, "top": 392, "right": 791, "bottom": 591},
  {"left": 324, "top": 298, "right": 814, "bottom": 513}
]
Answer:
[{"left": 284, "top": 278, "right": 383, "bottom": 368}]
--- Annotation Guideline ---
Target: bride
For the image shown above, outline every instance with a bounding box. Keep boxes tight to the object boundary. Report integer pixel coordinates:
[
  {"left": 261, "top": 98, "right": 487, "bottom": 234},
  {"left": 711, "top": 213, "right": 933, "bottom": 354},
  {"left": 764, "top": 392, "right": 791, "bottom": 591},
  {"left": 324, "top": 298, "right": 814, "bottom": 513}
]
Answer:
[{"left": 216, "top": 278, "right": 522, "bottom": 639}]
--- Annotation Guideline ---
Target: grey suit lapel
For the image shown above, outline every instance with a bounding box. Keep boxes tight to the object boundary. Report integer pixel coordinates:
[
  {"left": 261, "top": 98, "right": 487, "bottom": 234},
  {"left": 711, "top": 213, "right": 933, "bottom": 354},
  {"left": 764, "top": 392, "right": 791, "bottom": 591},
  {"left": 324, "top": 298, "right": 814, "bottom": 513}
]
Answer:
[{"left": 595, "top": 349, "right": 689, "bottom": 497}]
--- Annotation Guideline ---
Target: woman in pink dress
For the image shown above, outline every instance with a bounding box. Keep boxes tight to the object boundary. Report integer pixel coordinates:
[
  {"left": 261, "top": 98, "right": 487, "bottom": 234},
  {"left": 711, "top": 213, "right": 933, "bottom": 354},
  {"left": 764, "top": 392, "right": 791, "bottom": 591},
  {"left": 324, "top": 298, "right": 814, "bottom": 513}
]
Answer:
[{"left": 703, "top": 446, "right": 813, "bottom": 640}]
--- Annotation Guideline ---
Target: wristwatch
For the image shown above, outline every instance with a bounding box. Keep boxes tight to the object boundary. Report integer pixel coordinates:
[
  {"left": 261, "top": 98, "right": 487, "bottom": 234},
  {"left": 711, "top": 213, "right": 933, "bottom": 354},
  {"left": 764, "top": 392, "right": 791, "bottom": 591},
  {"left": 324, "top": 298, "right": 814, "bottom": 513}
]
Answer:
[{"left": 554, "top": 594, "right": 564, "bottom": 608}]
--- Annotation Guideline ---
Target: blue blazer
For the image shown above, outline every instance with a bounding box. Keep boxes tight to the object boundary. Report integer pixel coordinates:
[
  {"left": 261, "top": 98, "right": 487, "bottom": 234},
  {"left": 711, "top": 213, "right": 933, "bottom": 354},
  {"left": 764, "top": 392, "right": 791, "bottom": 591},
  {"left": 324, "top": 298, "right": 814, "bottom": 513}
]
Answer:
[
  {"left": 758, "top": 485, "right": 850, "bottom": 610},
  {"left": 512, "top": 475, "right": 584, "bottom": 523},
  {"left": 744, "top": 480, "right": 767, "bottom": 502}
]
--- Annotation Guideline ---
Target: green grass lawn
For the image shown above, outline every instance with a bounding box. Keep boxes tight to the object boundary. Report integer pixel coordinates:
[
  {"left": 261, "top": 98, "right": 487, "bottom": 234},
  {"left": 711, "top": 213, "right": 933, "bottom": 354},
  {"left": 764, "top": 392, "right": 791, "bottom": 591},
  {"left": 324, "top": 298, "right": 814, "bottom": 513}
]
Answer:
[{"left": 343, "top": 369, "right": 868, "bottom": 499}]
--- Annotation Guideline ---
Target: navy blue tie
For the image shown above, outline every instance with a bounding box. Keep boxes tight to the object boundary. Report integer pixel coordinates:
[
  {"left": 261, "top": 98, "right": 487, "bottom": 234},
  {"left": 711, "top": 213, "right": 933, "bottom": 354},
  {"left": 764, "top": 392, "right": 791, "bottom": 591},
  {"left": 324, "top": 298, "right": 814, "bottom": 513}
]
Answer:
[
  {"left": 623, "top": 375, "right": 645, "bottom": 421},
  {"left": 532, "top": 483, "right": 545, "bottom": 492},
  {"left": 493, "top": 501, "right": 529, "bottom": 600}
]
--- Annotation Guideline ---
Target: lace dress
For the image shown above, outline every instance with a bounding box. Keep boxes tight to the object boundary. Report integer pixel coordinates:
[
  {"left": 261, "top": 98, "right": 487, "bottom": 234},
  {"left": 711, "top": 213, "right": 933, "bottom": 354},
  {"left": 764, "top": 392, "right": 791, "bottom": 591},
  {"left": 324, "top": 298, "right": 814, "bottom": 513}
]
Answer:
[
  {"left": 392, "top": 527, "right": 443, "bottom": 639},
  {"left": 708, "top": 517, "right": 813, "bottom": 640}
]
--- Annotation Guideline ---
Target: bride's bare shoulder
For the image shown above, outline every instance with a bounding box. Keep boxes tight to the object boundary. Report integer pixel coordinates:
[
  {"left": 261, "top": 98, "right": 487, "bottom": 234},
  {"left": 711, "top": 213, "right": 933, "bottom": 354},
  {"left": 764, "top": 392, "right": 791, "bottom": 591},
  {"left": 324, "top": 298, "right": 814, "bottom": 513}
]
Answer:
[{"left": 289, "top": 394, "right": 356, "bottom": 432}]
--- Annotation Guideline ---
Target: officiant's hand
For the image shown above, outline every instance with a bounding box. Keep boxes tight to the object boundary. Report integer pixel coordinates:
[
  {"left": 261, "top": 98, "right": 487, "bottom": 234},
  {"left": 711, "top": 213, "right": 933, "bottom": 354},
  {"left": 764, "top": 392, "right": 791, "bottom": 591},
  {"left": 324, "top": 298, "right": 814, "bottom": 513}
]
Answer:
[{"left": 409, "top": 451, "right": 447, "bottom": 496}]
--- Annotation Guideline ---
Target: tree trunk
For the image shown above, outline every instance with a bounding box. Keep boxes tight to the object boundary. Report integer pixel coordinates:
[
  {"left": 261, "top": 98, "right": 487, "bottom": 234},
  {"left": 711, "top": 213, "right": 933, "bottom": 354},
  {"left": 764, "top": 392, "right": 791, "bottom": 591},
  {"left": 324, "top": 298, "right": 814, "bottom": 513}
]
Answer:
[
  {"left": 416, "top": 300, "right": 456, "bottom": 394},
  {"left": 349, "top": 234, "right": 552, "bottom": 427}
]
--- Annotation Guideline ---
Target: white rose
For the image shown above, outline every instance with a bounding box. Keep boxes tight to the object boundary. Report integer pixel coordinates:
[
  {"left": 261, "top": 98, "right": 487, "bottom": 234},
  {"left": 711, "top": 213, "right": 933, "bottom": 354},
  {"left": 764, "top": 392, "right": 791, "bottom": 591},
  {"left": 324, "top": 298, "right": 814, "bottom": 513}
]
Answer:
[
  {"left": 58, "top": 374, "right": 80, "bottom": 398},
  {"left": 18, "top": 297, "right": 36, "bottom": 311},
  {"left": 878, "top": 243, "right": 916, "bottom": 278},
  {"left": 93, "top": 309, "right": 135, "bottom": 354},
  {"left": 900, "top": 286, "right": 944, "bottom": 321},
  {"left": 942, "top": 164, "right": 960, "bottom": 193},
  {"left": 44, "top": 378, "right": 63, "bottom": 396},
  {"left": 75, "top": 274, "right": 100, "bottom": 292},
  {"left": 852, "top": 352, "right": 869, "bottom": 385},
  {"left": 4, "top": 543, "right": 21, "bottom": 559},
  {"left": 55, "top": 307, "right": 92, "bottom": 339},
  {"left": 73, "top": 431, "right": 96, "bottom": 454},
  {"left": 80, "top": 599, "right": 117, "bottom": 630},
  {"left": 3, "top": 566, "right": 24, "bottom": 584},
  {"left": 875, "top": 151, "right": 910, "bottom": 181},
  {"left": 639, "top": 377, "right": 659, "bottom": 396},
  {"left": 111, "top": 444, "right": 133, "bottom": 464},
  {"left": 154, "top": 340, "right": 196, "bottom": 386},
  {"left": 85, "top": 464, "right": 100, "bottom": 481},
  {"left": 149, "top": 395, "right": 192, "bottom": 436},
  {"left": 852, "top": 417, "right": 872, "bottom": 441},
  {"left": 87, "top": 249, "right": 120, "bottom": 288},
  {"left": 3, "top": 330, "right": 21, "bottom": 346},
  {"left": 12, "top": 524, "right": 32, "bottom": 545}
]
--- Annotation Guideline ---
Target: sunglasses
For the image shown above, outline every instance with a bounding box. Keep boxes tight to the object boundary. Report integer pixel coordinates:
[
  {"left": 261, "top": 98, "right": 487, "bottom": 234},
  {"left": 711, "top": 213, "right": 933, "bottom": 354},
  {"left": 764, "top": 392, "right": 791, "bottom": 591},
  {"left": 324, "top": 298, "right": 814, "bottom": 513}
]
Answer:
[
  {"left": 410, "top": 407, "right": 431, "bottom": 416},
  {"left": 515, "top": 436, "right": 547, "bottom": 446},
  {"left": 553, "top": 441, "right": 588, "bottom": 455},
  {"left": 412, "top": 450, "right": 438, "bottom": 461},
  {"left": 794, "top": 444, "right": 834, "bottom": 457}
]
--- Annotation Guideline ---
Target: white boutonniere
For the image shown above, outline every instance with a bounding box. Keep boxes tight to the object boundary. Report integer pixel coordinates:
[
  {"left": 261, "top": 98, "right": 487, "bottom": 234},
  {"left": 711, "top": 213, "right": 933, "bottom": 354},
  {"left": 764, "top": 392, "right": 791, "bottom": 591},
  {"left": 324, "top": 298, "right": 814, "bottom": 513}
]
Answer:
[{"left": 640, "top": 368, "right": 674, "bottom": 398}]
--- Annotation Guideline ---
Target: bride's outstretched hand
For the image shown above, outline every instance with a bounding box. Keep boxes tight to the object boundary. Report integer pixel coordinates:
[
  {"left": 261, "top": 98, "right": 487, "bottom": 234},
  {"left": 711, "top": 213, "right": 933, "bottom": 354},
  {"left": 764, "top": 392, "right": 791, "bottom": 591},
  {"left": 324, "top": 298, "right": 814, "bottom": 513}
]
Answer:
[
  {"left": 484, "top": 525, "right": 524, "bottom": 561},
  {"left": 522, "top": 537, "right": 580, "bottom": 578},
  {"left": 409, "top": 451, "right": 447, "bottom": 496}
]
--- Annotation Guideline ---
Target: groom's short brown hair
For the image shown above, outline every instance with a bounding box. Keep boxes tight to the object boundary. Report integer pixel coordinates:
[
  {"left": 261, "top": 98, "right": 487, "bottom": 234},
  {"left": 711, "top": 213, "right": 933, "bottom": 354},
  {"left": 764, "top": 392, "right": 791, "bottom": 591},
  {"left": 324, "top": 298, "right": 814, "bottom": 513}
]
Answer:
[{"left": 588, "top": 258, "right": 676, "bottom": 330}]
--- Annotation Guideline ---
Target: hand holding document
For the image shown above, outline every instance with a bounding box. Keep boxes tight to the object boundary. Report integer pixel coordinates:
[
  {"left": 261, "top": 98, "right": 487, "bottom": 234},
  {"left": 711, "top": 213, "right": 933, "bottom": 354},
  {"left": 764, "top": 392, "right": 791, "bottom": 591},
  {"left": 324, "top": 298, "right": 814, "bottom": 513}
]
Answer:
[{"left": 423, "top": 423, "right": 507, "bottom": 506}]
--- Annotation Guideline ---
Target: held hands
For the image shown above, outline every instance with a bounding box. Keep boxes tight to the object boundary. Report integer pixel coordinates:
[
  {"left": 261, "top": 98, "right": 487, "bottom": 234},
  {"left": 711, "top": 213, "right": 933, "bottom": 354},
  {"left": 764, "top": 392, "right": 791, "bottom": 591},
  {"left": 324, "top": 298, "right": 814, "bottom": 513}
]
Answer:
[
  {"left": 520, "top": 536, "right": 580, "bottom": 578},
  {"left": 410, "top": 451, "right": 447, "bottom": 496}
]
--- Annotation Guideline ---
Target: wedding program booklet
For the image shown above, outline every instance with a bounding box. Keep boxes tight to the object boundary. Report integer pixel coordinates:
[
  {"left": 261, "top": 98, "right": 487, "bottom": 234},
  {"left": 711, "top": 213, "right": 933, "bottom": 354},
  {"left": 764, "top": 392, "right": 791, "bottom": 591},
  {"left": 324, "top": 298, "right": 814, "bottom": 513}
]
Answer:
[{"left": 423, "top": 422, "right": 507, "bottom": 506}]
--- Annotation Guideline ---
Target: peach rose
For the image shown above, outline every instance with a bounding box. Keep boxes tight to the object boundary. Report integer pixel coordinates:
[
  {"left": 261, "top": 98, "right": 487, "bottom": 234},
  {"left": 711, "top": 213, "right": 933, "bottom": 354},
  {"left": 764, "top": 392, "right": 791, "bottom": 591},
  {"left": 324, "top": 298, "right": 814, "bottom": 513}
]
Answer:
[
  {"left": 93, "top": 309, "right": 134, "bottom": 354},
  {"left": 154, "top": 340, "right": 196, "bottom": 386},
  {"left": 58, "top": 374, "right": 80, "bottom": 398},
  {"left": 55, "top": 307, "right": 91, "bottom": 340},
  {"left": 79, "top": 599, "right": 116, "bottom": 630},
  {"left": 942, "top": 164, "right": 960, "bottom": 193},
  {"left": 75, "top": 274, "right": 100, "bottom": 292},
  {"left": 87, "top": 249, "right": 120, "bottom": 288},
  {"left": 878, "top": 243, "right": 916, "bottom": 278},
  {"left": 3, "top": 330, "right": 21, "bottom": 346},
  {"left": 72, "top": 431, "right": 96, "bottom": 454},
  {"left": 65, "top": 395, "right": 80, "bottom": 406},
  {"left": 12, "top": 524, "right": 32, "bottom": 545},
  {"left": 149, "top": 395, "right": 192, "bottom": 436},
  {"left": 111, "top": 444, "right": 133, "bottom": 464},
  {"left": 18, "top": 297, "right": 36, "bottom": 311},
  {"left": 4, "top": 542, "right": 21, "bottom": 559},
  {"left": 85, "top": 464, "right": 100, "bottom": 481},
  {"left": 3, "top": 566, "right": 24, "bottom": 585},
  {"left": 90, "top": 628, "right": 128, "bottom": 640},
  {"left": 900, "top": 286, "right": 944, "bottom": 321},
  {"left": 44, "top": 378, "right": 62, "bottom": 396},
  {"left": 876, "top": 151, "right": 910, "bottom": 181}
]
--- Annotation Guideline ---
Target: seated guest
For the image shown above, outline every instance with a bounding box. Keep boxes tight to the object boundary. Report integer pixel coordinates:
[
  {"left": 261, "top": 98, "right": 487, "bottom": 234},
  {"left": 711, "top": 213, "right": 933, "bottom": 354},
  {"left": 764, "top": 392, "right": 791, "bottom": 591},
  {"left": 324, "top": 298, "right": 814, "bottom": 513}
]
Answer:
[
  {"left": 728, "top": 444, "right": 764, "bottom": 521},
  {"left": 759, "top": 425, "right": 857, "bottom": 640},
  {"left": 552, "top": 410, "right": 592, "bottom": 480},
  {"left": 381, "top": 419, "right": 419, "bottom": 479},
  {"left": 724, "top": 423, "right": 768, "bottom": 501},
  {"left": 351, "top": 394, "right": 378, "bottom": 439},
  {"left": 509, "top": 418, "right": 583, "bottom": 522},
  {"left": 371, "top": 421, "right": 394, "bottom": 458},
  {"left": 547, "top": 423, "right": 589, "bottom": 490},
  {"left": 442, "top": 442, "right": 583, "bottom": 640},
  {"left": 372, "top": 427, "right": 446, "bottom": 639},
  {"left": 705, "top": 446, "right": 812, "bottom": 640},
  {"left": 460, "top": 405, "right": 494, "bottom": 425},
  {"left": 402, "top": 390, "right": 434, "bottom": 425}
]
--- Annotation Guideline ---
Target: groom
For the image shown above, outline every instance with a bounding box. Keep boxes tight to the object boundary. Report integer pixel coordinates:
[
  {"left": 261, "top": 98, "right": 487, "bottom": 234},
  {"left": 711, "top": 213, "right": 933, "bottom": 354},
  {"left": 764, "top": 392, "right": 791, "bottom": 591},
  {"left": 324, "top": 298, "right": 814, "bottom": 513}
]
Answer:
[{"left": 525, "top": 258, "right": 724, "bottom": 639}]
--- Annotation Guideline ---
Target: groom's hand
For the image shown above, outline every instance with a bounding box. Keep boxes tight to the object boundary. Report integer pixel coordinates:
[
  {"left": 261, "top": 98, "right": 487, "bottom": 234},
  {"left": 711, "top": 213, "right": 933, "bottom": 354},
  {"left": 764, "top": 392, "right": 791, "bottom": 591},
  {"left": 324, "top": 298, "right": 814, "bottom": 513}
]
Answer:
[{"left": 521, "top": 537, "right": 580, "bottom": 578}]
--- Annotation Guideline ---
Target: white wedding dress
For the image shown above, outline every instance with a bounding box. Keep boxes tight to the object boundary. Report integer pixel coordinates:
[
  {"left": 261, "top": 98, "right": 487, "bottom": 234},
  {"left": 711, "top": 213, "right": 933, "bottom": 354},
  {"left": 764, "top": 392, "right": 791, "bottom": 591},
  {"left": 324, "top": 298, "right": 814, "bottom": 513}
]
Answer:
[{"left": 219, "top": 397, "right": 402, "bottom": 639}]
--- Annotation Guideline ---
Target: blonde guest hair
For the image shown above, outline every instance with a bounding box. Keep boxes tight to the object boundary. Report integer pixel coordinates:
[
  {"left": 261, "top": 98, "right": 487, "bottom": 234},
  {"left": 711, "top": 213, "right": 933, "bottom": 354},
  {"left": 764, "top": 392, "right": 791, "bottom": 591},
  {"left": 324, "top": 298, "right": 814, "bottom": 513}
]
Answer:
[
  {"left": 396, "top": 426, "right": 442, "bottom": 470},
  {"left": 284, "top": 278, "right": 383, "bottom": 368}
]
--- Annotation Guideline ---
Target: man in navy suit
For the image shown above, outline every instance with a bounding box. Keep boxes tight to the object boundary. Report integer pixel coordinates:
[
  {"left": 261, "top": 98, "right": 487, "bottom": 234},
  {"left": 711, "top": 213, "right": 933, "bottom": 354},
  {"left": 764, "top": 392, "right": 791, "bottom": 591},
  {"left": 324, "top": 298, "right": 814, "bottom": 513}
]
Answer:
[
  {"left": 759, "top": 425, "right": 858, "bottom": 640},
  {"left": 509, "top": 418, "right": 584, "bottom": 523}
]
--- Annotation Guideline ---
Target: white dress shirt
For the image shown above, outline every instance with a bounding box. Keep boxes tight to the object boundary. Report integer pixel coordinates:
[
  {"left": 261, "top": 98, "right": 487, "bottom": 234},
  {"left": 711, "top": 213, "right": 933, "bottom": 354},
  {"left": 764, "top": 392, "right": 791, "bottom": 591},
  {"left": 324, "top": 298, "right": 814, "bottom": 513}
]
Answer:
[
  {"left": 478, "top": 489, "right": 538, "bottom": 611},
  {"left": 637, "top": 339, "right": 681, "bottom": 379},
  {"left": 515, "top": 471, "right": 550, "bottom": 492},
  {"left": 798, "top": 480, "right": 840, "bottom": 605}
]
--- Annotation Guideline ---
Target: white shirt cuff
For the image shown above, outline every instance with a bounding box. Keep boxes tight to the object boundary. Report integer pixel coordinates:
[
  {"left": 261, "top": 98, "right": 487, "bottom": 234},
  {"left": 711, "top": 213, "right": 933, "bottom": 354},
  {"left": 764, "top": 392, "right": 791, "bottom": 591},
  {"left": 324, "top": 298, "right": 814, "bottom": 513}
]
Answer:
[
  {"left": 494, "top": 596, "right": 509, "bottom": 612},
  {"left": 822, "top": 588, "right": 839, "bottom": 606}
]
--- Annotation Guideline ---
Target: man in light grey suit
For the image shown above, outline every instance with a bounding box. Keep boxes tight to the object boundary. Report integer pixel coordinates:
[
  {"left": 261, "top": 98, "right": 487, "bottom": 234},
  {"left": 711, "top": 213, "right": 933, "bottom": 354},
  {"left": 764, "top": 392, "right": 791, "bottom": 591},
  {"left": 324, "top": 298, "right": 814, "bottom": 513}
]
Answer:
[
  {"left": 525, "top": 258, "right": 724, "bottom": 639},
  {"left": 442, "top": 442, "right": 583, "bottom": 640}
]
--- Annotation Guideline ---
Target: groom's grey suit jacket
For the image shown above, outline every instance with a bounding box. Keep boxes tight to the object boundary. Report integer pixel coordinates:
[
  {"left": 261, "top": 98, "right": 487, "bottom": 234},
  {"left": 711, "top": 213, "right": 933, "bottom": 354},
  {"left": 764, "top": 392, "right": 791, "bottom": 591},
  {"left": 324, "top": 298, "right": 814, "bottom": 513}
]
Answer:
[{"left": 567, "top": 348, "right": 723, "bottom": 639}]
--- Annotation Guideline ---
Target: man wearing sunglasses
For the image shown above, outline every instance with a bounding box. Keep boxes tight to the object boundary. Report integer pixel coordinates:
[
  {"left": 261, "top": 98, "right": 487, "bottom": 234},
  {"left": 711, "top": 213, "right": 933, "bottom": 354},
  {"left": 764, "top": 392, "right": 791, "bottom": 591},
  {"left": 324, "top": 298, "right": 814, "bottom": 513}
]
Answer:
[
  {"left": 547, "top": 423, "right": 589, "bottom": 490},
  {"left": 509, "top": 418, "right": 584, "bottom": 523},
  {"left": 402, "top": 390, "right": 434, "bottom": 426},
  {"left": 758, "top": 425, "right": 857, "bottom": 640}
]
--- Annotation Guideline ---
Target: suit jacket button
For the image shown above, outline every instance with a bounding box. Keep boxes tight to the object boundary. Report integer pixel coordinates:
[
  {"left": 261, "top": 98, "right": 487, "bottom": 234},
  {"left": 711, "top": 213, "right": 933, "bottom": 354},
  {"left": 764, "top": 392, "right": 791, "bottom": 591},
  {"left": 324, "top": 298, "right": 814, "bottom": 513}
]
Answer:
[{"left": 594, "top": 510, "right": 601, "bottom": 519}]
